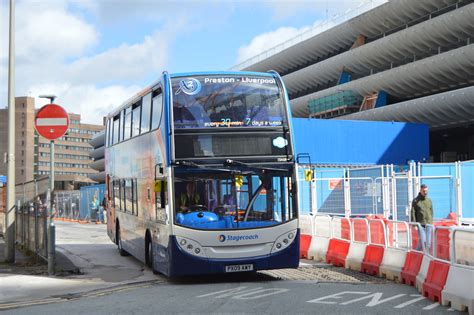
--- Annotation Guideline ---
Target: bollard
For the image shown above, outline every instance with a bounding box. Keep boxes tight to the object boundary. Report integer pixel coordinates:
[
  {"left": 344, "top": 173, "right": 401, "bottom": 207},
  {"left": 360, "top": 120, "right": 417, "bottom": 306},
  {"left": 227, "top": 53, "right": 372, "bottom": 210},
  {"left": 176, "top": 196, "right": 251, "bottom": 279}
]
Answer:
[{"left": 48, "top": 222, "right": 55, "bottom": 275}]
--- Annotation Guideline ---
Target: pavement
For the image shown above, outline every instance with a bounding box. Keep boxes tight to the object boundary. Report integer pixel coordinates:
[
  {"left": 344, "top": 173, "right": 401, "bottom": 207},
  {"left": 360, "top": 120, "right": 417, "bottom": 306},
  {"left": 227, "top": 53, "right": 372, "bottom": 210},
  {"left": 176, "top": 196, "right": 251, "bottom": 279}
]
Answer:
[{"left": 0, "top": 221, "right": 160, "bottom": 306}]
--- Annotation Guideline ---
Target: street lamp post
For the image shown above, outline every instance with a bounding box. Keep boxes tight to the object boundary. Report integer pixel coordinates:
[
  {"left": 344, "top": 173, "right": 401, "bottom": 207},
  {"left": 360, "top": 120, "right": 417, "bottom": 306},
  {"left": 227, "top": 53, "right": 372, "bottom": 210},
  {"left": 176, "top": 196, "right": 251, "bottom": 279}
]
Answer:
[
  {"left": 5, "top": 0, "right": 16, "bottom": 263},
  {"left": 39, "top": 94, "right": 57, "bottom": 275}
]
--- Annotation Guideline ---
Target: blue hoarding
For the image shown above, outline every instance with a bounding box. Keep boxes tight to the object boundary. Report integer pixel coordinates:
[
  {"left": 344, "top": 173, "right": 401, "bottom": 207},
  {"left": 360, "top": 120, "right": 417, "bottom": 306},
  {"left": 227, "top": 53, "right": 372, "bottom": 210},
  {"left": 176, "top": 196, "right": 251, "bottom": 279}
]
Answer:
[{"left": 292, "top": 118, "right": 429, "bottom": 165}]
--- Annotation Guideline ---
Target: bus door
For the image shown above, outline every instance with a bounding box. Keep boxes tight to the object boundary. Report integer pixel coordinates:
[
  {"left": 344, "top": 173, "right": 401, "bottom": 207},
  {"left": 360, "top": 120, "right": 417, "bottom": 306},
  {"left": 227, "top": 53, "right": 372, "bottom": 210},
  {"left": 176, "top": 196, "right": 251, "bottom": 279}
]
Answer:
[
  {"left": 154, "top": 164, "right": 169, "bottom": 228},
  {"left": 106, "top": 174, "right": 116, "bottom": 241}
]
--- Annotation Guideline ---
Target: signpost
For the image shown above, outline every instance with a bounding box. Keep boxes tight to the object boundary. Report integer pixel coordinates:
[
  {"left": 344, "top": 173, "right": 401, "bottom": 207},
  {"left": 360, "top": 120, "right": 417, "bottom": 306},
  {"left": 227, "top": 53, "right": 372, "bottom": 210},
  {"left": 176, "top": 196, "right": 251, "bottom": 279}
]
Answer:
[{"left": 34, "top": 103, "right": 69, "bottom": 275}]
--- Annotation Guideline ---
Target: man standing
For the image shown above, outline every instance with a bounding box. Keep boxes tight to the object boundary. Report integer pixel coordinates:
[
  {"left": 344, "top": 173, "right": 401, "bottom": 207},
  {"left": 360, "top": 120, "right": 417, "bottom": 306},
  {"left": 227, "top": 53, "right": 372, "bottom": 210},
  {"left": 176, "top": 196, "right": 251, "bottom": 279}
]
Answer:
[{"left": 411, "top": 184, "right": 433, "bottom": 251}]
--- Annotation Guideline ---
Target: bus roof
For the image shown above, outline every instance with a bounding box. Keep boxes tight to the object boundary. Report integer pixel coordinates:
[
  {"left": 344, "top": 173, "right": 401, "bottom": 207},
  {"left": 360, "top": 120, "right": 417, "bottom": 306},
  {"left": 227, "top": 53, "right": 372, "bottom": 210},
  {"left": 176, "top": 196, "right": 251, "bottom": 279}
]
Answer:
[
  {"left": 106, "top": 70, "right": 278, "bottom": 119},
  {"left": 170, "top": 70, "right": 276, "bottom": 78}
]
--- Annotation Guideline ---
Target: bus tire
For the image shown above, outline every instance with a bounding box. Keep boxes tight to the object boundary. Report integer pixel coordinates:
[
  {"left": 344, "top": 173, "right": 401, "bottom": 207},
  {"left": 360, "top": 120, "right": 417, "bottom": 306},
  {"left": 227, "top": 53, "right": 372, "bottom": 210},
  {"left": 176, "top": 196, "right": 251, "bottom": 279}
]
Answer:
[
  {"left": 116, "top": 222, "right": 129, "bottom": 256},
  {"left": 145, "top": 232, "right": 157, "bottom": 274}
]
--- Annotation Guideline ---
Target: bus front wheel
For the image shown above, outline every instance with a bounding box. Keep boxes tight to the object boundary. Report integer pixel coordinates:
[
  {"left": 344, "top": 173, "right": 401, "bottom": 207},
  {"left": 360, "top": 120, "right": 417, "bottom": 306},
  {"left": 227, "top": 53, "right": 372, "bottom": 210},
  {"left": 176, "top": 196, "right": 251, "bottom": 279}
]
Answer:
[{"left": 145, "top": 232, "right": 158, "bottom": 274}]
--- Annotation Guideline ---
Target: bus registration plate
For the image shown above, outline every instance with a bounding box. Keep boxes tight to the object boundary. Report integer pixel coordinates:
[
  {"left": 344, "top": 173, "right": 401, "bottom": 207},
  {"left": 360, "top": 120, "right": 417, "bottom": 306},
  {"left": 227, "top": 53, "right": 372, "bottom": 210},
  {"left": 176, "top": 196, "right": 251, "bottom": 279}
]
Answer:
[{"left": 225, "top": 264, "right": 254, "bottom": 273}]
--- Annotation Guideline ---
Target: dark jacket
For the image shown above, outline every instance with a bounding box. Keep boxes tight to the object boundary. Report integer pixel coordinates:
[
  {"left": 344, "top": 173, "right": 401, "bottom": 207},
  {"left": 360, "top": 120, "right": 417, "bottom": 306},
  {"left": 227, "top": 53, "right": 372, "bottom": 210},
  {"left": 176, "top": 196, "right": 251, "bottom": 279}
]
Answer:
[{"left": 411, "top": 193, "right": 433, "bottom": 225}]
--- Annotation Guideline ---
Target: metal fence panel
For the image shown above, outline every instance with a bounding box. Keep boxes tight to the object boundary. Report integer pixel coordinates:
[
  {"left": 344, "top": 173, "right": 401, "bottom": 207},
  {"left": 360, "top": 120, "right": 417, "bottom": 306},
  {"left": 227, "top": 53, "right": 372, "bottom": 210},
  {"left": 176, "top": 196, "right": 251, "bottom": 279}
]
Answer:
[
  {"left": 460, "top": 161, "right": 474, "bottom": 220},
  {"left": 420, "top": 163, "right": 457, "bottom": 219},
  {"left": 14, "top": 177, "right": 49, "bottom": 260},
  {"left": 349, "top": 177, "right": 375, "bottom": 215},
  {"left": 315, "top": 178, "right": 345, "bottom": 215},
  {"left": 395, "top": 176, "right": 410, "bottom": 221}
]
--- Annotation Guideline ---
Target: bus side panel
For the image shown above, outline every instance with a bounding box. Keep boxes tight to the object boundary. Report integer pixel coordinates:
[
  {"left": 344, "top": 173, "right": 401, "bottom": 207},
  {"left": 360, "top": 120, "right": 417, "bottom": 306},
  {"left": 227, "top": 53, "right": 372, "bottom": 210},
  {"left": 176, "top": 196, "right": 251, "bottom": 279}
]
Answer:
[{"left": 164, "top": 229, "right": 300, "bottom": 277}]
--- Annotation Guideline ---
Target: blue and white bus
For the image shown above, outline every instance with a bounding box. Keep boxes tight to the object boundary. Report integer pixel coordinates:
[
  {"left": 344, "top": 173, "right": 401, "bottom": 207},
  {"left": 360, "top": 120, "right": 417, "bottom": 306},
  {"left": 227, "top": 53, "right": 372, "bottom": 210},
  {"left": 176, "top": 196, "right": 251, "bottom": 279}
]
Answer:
[{"left": 104, "top": 71, "right": 299, "bottom": 276}]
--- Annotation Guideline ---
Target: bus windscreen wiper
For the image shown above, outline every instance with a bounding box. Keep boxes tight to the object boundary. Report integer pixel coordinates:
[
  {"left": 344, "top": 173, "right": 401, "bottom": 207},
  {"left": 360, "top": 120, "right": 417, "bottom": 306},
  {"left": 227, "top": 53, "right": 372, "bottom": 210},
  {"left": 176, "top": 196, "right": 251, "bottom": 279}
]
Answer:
[
  {"left": 175, "top": 160, "right": 242, "bottom": 174},
  {"left": 224, "top": 159, "right": 288, "bottom": 173}
]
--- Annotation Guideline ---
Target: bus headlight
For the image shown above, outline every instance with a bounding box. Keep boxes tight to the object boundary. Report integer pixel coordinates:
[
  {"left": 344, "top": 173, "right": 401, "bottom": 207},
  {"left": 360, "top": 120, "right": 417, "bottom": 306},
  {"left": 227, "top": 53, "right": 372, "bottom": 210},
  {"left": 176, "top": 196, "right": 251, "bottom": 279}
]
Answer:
[
  {"left": 271, "top": 230, "right": 297, "bottom": 254},
  {"left": 176, "top": 236, "right": 207, "bottom": 258}
]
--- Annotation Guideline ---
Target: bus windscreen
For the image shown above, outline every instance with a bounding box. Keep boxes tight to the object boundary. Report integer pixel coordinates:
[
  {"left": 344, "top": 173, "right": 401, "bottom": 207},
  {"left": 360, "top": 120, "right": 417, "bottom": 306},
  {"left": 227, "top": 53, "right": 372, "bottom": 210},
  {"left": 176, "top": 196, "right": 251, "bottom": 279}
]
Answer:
[
  {"left": 174, "top": 170, "right": 296, "bottom": 230},
  {"left": 172, "top": 75, "right": 287, "bottom": 129}
]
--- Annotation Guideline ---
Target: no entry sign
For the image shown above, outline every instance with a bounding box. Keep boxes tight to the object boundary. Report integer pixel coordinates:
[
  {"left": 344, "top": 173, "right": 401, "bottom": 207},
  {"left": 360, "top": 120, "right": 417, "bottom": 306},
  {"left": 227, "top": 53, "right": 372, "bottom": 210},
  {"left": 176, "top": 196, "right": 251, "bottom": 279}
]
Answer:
[{"left": 35, "top": 104, "right": 70, "bottom": 140}]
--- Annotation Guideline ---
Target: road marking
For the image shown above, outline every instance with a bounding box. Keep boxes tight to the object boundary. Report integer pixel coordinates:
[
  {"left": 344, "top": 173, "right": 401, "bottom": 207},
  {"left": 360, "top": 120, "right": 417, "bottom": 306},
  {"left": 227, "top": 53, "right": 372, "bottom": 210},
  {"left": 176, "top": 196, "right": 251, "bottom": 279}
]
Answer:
[
  {"left": 340, "top": 293, "right": 406, "bottom": 307},
  {"left": 422, "top": 302, "right": 440, "bottom": 310},
  {"left": 197, "top": 287, "right": 288, "bottom": 300},
  {"left": 394, "top": 294, "right": 426, "bottom": 308},
  {"left": 0, "top": 298, "right": 63, "bottom": 310},
  {"left": 232, "top": 289, "right": 289, "bottom": 300},
  {"left": 307, "top": 291, "right": 369, "bottom": 304},
  {"left": 197, "top": 287, "right": 262, "bottom": 298}
]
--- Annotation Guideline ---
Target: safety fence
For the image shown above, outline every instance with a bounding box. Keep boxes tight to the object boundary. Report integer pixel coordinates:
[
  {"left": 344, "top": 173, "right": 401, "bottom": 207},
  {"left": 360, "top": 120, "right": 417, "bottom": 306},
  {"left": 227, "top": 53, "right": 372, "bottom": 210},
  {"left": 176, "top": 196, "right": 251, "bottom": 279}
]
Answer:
[
  {"left": 14, "top": 177, "right": 50, "bottom": 260},
  {"left": 0, "top": 186, "right": 5, "bottom": 234},
  {"left": 298, "top": 160, "right": 474, "bottom": 225},
  {"left": 55, "top": 190, "right": 81, "bottom": 221},
  {"left": 302, "top": 215, "right": 474, "bottom": 313}
]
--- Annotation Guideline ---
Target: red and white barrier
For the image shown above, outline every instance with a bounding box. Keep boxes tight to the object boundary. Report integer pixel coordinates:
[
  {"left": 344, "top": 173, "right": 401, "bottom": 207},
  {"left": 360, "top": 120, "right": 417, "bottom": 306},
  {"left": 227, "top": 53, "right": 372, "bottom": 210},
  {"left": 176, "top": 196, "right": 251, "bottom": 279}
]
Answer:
[
  {"left": 379, "top": 221, "right": 409, "bottom": 282},
  {"left": 345, "top": 218, "right": 368, "bottom": 272},
  {"left": 400, "top": 223, "right": 425, "bottom": 286},
  {"left": 299, "top": 214, "right": 314, "bottom": 258},
  {"left": 307, "top": 215, "right": 332, "bottom": 262},
  {"left": 325, "top": 217, "right": 351, "bottom": 267},
  {"left": 421, "top": 226, "right": 453, "bottom": 302},
  {"left": 441, "top": 228, "right": 474, "bottom": 314},
  {"left": 361, "top": 219, "right": 387, "bottom": 276},
  {"left": 415, "top": 224, "right": 434, "bottom": 292}
]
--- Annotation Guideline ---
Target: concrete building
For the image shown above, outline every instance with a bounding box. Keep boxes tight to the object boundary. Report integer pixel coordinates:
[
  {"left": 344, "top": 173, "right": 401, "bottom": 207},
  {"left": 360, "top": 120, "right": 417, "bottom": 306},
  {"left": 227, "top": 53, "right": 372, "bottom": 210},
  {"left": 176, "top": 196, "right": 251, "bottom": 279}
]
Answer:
[
  {"left": 235, "top": 0, "right": 474, "bottom": 162},
  {"left": 88, "top": 130, "right": 105, "bottom": 183},
  {"left": 0, "top": 97, "right": 36, "bottom": 183},
  {"left": 0, "top": 97, "right": 104, "bottom": 188}
]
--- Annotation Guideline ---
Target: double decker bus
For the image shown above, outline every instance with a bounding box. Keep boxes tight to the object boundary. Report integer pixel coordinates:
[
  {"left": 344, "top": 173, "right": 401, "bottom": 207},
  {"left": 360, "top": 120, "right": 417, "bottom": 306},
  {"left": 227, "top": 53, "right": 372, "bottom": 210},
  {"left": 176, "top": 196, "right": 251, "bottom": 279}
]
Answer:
[{"left": 104, "top": 71, "right": 299, "bottom": 276}]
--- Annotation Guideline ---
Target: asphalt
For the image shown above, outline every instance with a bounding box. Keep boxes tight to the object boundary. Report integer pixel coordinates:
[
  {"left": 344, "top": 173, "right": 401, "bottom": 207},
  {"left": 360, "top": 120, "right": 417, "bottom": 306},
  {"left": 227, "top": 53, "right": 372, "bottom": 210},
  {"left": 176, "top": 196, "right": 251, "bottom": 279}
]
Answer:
[{"left": 0, "top": 223, "right": 465, "bottom": 314}]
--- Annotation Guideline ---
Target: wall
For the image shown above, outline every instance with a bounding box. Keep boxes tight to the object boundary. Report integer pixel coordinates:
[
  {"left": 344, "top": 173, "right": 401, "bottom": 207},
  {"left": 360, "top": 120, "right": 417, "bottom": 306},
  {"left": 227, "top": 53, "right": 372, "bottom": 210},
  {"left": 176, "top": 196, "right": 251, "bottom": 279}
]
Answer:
[{"left": 292, "top": 118, "right": 429, "bottom": 165}]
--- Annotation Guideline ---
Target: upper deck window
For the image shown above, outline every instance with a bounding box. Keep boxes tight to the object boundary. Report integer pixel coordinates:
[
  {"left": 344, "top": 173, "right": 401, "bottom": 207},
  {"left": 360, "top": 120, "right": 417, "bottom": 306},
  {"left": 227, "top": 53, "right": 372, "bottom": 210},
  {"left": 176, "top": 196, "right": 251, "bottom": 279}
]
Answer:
[{"left": 172, "top": 75, "right": 287, "bottom": 129}]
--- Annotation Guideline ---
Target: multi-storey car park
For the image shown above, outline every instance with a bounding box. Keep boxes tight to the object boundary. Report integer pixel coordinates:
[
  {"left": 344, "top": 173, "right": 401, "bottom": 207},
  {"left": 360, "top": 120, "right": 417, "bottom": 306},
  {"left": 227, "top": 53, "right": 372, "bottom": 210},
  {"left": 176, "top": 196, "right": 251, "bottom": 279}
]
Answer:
[{"left": 234, "top": 0, "right": 474, "bottom": 162}]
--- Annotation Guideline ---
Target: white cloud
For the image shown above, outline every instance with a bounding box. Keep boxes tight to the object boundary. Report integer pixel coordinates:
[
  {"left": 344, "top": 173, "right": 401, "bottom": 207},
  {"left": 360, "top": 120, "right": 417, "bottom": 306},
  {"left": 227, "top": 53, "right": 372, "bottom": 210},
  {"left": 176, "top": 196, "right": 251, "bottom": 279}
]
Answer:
[
  {"left": 16, "top": 7, "right": 98, "bottom": 62},
  {"left": 0, "top": 0, "right": 179, "bottom": 124},
  {"left": 65, "top": 28, "right": 172, "bottom": 85},
  {"left": 29, "top": 83, "right": 142, "bottom": 124},
  {"left": 237, "top": 26, "right": 311, "bottom": 64}
]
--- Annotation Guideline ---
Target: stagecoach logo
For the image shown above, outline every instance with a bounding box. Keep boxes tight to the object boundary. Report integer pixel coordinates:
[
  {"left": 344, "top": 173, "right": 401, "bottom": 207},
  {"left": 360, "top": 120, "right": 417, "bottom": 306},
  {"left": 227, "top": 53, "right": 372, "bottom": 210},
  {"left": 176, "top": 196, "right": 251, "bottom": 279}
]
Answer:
[
  {"left": 218, "top": 234, "right": 258, "bottom": 242},
  {"left": 175, "top": 78, "right": 202, "bottom": 96}
]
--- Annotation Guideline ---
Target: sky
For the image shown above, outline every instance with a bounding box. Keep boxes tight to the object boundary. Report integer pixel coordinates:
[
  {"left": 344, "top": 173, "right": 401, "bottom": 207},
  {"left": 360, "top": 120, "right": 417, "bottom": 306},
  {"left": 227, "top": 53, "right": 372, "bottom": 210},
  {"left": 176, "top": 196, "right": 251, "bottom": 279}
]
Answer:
[{"left": 0, "top": 0, "right": 363, "bottom": 124}]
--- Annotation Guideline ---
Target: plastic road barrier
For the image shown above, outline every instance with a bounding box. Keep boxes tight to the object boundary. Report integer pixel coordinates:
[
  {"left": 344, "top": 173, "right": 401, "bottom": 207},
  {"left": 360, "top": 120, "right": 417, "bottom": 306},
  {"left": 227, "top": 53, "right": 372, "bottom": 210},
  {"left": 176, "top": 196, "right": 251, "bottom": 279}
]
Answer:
[
  {"left": 299, "top": 214, "right": 313, "bottom": 258},
  {"left": 361, "top": 219, "right": 387, "bottom": 276},
  {"left": 345, "top": 218, "right": 369, "bottom": 272},
  {"left": 379, "top": 221, "right": 409, "bottom": 282},
  {"left": 401, "top": 223, "right": 425, "bottom": 286},
  {"left": 307, "top": 215, "right": 332, "bottom": 262},
  {"left": 416, "top": 254, "right": 432, "bottom": 293},
  {"left": 442, "top": 228, "right": 474, "bottom": 314},
  {"left": 326, "top": 217, "right": 351, "bottom": 267},
  {"left": 422, "top": 259, "right": 450, "bottom": 302},
  {"left": 401, "top": 251, "right": 424, "bottom": 286}
]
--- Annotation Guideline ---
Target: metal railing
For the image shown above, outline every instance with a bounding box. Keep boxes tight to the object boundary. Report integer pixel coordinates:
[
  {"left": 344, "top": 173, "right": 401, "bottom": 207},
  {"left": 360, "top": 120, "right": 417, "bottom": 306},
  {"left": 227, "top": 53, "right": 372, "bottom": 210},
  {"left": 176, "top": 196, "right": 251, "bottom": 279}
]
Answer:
[
  {"left": 331, "top": 216, "right": 351, "bottom": 241},
  {"left": 452, "top": 227, "right": 474, "bottom": 268},
  {"left": 386, "top": 220, "right": 409, "bottom": 250},
  {"left": 368, "top": 219, "right": 387, "bottom": 247},
  {"left": 350, "top": 218, "right": 369, "bottom": 243}
]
